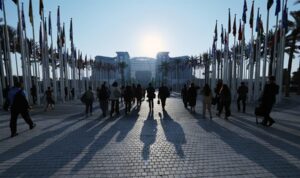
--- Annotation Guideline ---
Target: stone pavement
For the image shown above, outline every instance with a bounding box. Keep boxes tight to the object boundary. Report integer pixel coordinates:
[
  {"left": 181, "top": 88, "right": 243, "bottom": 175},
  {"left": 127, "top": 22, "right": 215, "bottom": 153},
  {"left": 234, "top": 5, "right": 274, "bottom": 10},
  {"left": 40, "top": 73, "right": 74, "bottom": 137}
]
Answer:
[{"left": 0, "top": 94, "right": 300, "bottom": 178}]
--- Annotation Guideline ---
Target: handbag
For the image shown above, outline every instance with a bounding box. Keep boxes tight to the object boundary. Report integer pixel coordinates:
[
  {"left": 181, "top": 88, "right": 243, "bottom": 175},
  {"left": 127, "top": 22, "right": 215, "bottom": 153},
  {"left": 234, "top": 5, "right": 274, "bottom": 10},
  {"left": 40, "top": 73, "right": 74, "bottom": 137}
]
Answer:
[{"left": 157, "top": 100, "right": 160, "bottom": 105}]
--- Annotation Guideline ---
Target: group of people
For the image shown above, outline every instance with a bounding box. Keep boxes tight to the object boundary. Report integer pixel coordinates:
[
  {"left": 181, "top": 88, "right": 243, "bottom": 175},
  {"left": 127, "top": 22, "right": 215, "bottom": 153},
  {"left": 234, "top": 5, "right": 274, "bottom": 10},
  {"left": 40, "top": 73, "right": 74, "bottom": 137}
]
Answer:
[{"left": 180, "top": 76, "right": 279, "bottom": 127}]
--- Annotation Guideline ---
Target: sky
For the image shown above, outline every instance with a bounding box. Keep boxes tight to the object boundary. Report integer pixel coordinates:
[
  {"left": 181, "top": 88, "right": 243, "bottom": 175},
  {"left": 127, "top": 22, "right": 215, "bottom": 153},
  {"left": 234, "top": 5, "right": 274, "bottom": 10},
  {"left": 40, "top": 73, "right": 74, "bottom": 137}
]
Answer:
[{"left": 2, "top": 0, "right": 300, "bottom": 71}]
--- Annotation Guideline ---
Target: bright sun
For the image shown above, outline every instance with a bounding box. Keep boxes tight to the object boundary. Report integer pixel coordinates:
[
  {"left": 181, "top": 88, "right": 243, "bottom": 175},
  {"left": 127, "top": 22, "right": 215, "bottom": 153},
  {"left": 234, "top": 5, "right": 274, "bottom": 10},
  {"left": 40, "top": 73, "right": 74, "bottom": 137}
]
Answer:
[{"left": 140, "top": 33, "right": 165, "bottom": 57}]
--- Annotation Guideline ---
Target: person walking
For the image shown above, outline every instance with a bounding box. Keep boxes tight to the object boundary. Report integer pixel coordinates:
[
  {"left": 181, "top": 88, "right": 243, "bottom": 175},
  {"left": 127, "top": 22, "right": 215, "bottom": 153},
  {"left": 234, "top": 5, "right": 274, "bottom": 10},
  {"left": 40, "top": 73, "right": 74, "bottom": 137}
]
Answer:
[
  {"left": 44, "top": 87, "right": 55, "bottom": 111},
  {"left": 124, "top": 85, "right": 133, "bottom": 115},
  {"left": 188, "top": 83, "right": 198, "bottom": 113},
  {"left": 146, "top": 83, "right": 155, "bottom": 111},
  {"left": 202, "top": 84, "right": 212, "bottom": 119},
  {"left": 158, "top": 83, "right": 170, "bottom": 111},
  {"left": 98, "top": 83, "right": 110, "bottom": 117},
  {"left": 218, "top": 84, "right": 231, "bottom": 120},
  {"left": 260, "top": 76, "right": 279, "bottom": 127},
  {"left": 214, "top": 79, "right": 223, "bottom": 114},
  {"left": 30, "top": 84, "right": 37, "bottom": 105},
  {"left": 237, "top": 82, "right": 248, "bottom": 113},
  {"left": 83, "top": 86, "right": 94, "bottom": 116},
  {"left": 110, "top": 82, "right": 121, "bottom": 117},
  {"left": 8, "top": 82, "right": 36, "bottom": 137},
  {"left": 181, "top": 84, "right": 188, "bottom": 108},
  {"left": 136, "top": 84, "right": 143, "bottom": 107}
]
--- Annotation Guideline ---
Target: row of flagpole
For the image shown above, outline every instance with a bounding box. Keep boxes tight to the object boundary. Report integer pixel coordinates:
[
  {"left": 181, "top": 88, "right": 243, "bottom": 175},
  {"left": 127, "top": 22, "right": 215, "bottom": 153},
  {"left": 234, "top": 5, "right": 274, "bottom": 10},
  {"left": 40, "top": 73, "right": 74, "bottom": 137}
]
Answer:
[
  {"left": 0, "top": 0, "right": 93, "bottom": 106},
  {"left": 208, "top": 0, "right": 288, "bottom": 103}
]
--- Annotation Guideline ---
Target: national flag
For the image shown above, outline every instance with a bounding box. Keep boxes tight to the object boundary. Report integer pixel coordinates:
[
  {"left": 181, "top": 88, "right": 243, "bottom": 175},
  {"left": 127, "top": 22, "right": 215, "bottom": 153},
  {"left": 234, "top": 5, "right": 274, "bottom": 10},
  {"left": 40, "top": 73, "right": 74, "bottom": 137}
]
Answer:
[
  {"left": 29, "top": 0, "right": 34, "bottom": 25},
  {"left": 233, "top": 14, "right": 237, "bottom": 36},
  {"left": 21, "top": 3, "right": 26, "bottom": 29},
  {"left": 11, "top": 0, "right": 18, "bottom": 5},
  {"left": 61, "top": 24, "right": 65, "bottom": 45},
  {"left": 275, "top": 0, "right": 281, "bottom": 16},
  {"left": 224, "top": 30, "right": 228, "bottom": 45},
  {"left": 228, "top": 9, "right": 231, "bottom": 34},
  {"left": 255, "top": 8, "right": 260, "bottom": 33},
  {"left": 242, "top": 0, "right": 248, "bottom": 24},
  {"left": 249, "top": 1, "right": 254, "bottom": 28},
  {"left": 39, "top": 0, "right": 44, "bottom": 17},
  {"left": 70, "top": 18, "right": 73, "bottom": 41},
  {"left": 282, "top": 2, "right": 288, "bottom": 31},
  {"left": 238, "top": 20, "right": 243, "bottom": 41},
  {"left": 214, "top": 20, "right": 218, "bottom": 42},
  {"left": 39, "top": 22, "right": 42, "bottom": 49},
  {"left": 48, "top": 12, "right": 52, "bottom": 36},
  {"left": 267, "top": 0, "right": 274, "bottom": 10},
  {"left": 221, "top": 24, "right": 224, "bottom": 44},
  {"left": 44, "top": 18, "right": 47, "bottom": 41},
  {"left": 57, "top": 6, "right": 60, "bottom": 30},
  {"left": 0, "top": 0, "right": 3, "bottom": 10}
]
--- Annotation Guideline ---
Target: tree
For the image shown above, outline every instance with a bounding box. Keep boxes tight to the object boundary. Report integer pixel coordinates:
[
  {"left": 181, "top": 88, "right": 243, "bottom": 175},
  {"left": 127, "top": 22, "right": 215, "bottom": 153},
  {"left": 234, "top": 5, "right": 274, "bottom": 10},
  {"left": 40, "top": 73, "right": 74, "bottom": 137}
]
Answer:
[{"left": 284, "top": 11, "right": 300, "bottom": 97}]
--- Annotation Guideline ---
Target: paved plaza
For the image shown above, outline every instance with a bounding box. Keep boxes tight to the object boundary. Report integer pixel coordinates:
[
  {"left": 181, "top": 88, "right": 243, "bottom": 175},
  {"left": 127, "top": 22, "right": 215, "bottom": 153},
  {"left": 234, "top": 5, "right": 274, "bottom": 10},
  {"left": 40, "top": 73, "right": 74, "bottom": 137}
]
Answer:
[{"left": 0, "top": 94, "right": 300, "bottom": 178}]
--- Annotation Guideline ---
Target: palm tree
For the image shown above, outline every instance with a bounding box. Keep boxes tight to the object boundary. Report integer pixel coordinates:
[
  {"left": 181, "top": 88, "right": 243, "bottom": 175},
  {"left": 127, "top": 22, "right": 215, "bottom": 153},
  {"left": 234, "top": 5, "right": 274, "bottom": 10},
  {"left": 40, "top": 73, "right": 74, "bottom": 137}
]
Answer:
[
  {"left": 284, "top": 10, "right": 300, "bottom": 97},
  {"left": 118, "top": 61, "right": 127, "bottom": 86}
]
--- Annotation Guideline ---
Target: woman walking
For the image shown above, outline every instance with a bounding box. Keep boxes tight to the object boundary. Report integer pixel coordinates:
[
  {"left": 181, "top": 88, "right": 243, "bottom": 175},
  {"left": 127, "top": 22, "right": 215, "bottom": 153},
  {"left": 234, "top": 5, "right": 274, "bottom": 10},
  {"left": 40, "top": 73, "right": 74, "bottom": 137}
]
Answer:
[
  {"left": 188, "top": 83, "right": 198, "bottom": 113},
  {"left": 146, "top": 83, "right": 155, "bottom": 111},
  {"left": 218, "top": 84, "right": 231, "bottom": 120},
  {"left": 202, "top": 84, "right": 212, "bottom": 119}
]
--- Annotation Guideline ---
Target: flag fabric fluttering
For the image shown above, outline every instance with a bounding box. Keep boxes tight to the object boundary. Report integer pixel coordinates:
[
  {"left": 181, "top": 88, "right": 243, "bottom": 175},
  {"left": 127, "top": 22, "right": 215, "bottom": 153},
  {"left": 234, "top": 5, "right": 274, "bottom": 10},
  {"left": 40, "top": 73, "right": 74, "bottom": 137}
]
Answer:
[
  {"left": 282, "top": 2, "right": 288, "bottom": 31},
  {"left": 275, "top": 0, "right": 281, "bottom": 16},
  {"left": 221, "top": 24, "right": 224, "bottom": 44},
  {"left": 39, "top": 0, "right": 44, "bottom": 17},
  {"left": 11, "top": 0, "right": 18, "bottom": 5},
  {"left": 61, "top": 24, "right": 65, "bottom": 45},
  {"left": 214, "top": 20, "right": 218, "bottom": 42},
  {"left": 21, "top": 3, "right": 26, "bottom": 29},
  {"left": 238, "top": 20, "right": 243, "bottom": 41},
  {"left": 233, "top": 15, "right": 237, "bottom": 37},
  {"left": 29, "top": 0, "right": 34, "bottom": 25},
  {"left": 70, "top": 18, "right": 73, "bottom": 41},
  {"left": 0, "top": 0, "right": 3, "bottom": 10},
  {"left": 228, "top": 9, "right": 231, "bottom": 34},
  {"left": 48, "top": 12, "right": 52, "bottom": 36},
  {"left": 249, "top": 1, "right": 254, "bottom": 29},
  {"left": 267, "top": 0, "right": 274, "bottom": 10},
  {"left": 255, "top": 8, "right": 260, "bottom": 33},
  {"left": 57, "top": 6, "right": 60, "bottom": 30},
  {"left": 242, "top": 0, "right": 247, "bottom": 24}
]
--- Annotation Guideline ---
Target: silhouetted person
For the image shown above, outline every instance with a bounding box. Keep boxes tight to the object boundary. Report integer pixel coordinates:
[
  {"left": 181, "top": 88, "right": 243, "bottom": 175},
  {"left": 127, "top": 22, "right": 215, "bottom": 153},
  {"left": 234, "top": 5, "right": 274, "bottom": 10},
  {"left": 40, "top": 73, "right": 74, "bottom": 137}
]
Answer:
[
  {"left": 237, "top": 82, "right": 248, "bottom": 113},
  {"left": 158, "top": 84, "right": 170, "bottom": 111},
  {"left": 110, "top": 82, "right": 121, "bottom": 117},
  {"left": 83, "top": 86, "right": 94, "bottom": 116},
  {"left": 132, "top": 84, "right": 137, "bottom": 104},
  {"left": 181, "top": 84, "right": 188, "bottom": 108},
  {"left": 218, "top": 84, "right": 231, "bottom": 120},
  {"left": 120, "top": 85, "right": 125, "bottom": 105},
  {"left": 30, "top": 84, "right": 37, "bottom": 104},
  {"left": 146, "top": 83, "right": 155, "bottom": 111},
  {"left": 214, "top": 79, "right": 223, "bottom": 114},
  {"left": 124, "top": 85, "right": 133, "bottom": 114},
  {"left": 202, "top": 84, "right": 212, "bottom": 119},
  {"left": 8, "top": 82, "right": 36, "bottom": 137},
  {"left": 136, "top": 84, "right": 143, "bottom": 107},
  {"left": 64, "top": 87, "right": 68, "bottom": 100},
  {"left": 98, "top": 83, "right": 110, "bottom": 117},
  {"left": 260, "top": 76, "right": 279, "bottom": 127},
  {"left": 188, "top": 83, "right": 198, "bottom": 113},
  {"left": 71, "top": 88, "right": 75, "bottom": 100},
  {"left": 45, "top": 87, "right": 55, "bottom": 111}
]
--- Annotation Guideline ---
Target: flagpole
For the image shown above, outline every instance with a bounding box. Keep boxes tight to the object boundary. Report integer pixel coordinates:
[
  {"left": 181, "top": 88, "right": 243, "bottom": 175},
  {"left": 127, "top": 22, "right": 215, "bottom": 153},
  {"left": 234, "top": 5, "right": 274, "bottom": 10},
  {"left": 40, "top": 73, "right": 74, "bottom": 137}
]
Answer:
[
  {"left": 13, "top": 39, "right": 19, "bottom": 82},
  {"left": 272, "top": 15, "right": 279, "bottom": 76},
  {"left": 0, "top": 38, "right": 4, "bottom": 105}
]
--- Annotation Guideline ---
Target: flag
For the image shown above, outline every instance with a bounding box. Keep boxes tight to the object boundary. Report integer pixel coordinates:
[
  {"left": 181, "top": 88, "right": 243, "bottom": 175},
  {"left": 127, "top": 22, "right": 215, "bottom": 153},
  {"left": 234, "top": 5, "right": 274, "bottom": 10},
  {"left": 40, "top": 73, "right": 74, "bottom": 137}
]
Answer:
[
  {"left": 11, "top": 0, "right": 18, "bottom": 5},
  {"left": 48, "top": 12, "right": 52, "bottom": 36},
  {"left": 21, "top": 3, "right": 26, "bottom": 29},
  {"left": 275, "top": 0, "right": 281, "bottom": 16},
  {"left": 267, "top": 0, "right": 274, "bottom": 10},
  {"left": 255, "top": 8, "right": 260, "bottom": 33},
  {"left": 39, "top": 0, "right": 44, "bottom": 17},
  {"left": 0, "top": 0, "right": 3, "bottom": 10},
  {"left": 70, "top": 18, "right": 73, "bottom": 41},
  {"left": 57, "top": 6, "right": 60, "bottom": 30},
  {"left": 238, "top": 20, "right": 243, "bottom": 41},
  {"left": 282, "top": 2, "right": 288, "bottom": 31},
  {"left": 233, "top": 15, "right": 237, "bottom": 37},
  {"left": 29, "top": 0, "right": 33, "bottom": 25},
  {"left": 214, "top": 20, "right": 218, "bottom": 42},
  {"left": 242, "top": 0, "right": 247, "bottom": 24},
  {"left": 228, "top": 9, "right": 231, "bottom": 34},
  {"left": 39, "top": 22, "right": 42, "bottom": 49},
  {"left": 61, "top": 24, "right": 65, "bottom": 45},
  {"left": 249, "top": 1, "right": 254, "bottom": 28},
  {"left": 224, "top": 30, "right": 228, "bottom": 45},
  {"left": 221, "top": 24, "right": 224, "bottom": 44},
  {"left": 44, "top": 18, "right": 47, "bottom": 41}
]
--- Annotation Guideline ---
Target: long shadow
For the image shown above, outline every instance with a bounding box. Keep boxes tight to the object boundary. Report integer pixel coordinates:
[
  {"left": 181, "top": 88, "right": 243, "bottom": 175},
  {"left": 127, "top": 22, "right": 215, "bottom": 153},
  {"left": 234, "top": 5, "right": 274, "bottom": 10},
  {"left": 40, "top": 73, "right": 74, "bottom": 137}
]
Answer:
[
  {"left": 159, "top": 110, "right": 186, "bottom": 158},
  {"left": 197, "top": 119, "right": 300, "bottom": 177},
  {"left": 70, "top": 108, "right": 140, "bottom": 172},
  {"left": 0, "top": 112, "right": 86, "bottom": 162},
  {"left": 0, "top": 117, "right": 110, "bottom": 178},
  {"left": 140, "top": 111, "right": 157, "bottom": 160},
  {"left": 278, "top": 122, "right": 300, "bottom": 131}
]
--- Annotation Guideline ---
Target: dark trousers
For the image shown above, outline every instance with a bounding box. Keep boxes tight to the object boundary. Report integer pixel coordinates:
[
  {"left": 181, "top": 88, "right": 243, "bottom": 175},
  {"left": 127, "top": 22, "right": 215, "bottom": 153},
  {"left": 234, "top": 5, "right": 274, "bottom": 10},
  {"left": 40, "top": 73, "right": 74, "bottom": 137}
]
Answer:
[
  {"left": 262, "top": 104, "right": 274, "bottom": 124},
  {"left": 125, "top": 100, "right": 131, "bottom": 113},
  {"left": 237, "top": 96, "right": 246, "bottom": 112},
  {"left": 148, "top": 99, "right": 154, "bottom": 110},
  {"left": 85, "top": 102, "right": 93, "bottom": 114},
  {"left": 100, "top": 100, "right": 108, "bottom": 116},
  {"left": 10, "top": 110, "right": 34, "bottom": 135},
  {"left": 110, "top": 100, "right": 120, "bottom": 115},
  {"left": 219, "top": 103, "right": 231, "bottom": 118},
  {"left": 161, "top": 98, "right": 167, "bottom": 109}
]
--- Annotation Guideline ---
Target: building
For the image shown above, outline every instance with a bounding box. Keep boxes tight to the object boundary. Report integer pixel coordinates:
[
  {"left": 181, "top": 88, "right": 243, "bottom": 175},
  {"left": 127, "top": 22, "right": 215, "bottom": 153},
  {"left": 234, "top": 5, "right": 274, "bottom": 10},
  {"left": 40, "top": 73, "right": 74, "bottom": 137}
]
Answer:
[{"left": 130, "top": 57, "right": 156, "bottom": 87}]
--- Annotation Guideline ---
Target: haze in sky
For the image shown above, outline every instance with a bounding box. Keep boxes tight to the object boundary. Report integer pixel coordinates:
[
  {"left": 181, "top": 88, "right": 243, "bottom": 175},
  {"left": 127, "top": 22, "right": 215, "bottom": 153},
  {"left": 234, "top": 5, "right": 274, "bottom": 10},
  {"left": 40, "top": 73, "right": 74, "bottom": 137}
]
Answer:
[{"left": 3, "top": 0, "right": 300, "bottom": 71}]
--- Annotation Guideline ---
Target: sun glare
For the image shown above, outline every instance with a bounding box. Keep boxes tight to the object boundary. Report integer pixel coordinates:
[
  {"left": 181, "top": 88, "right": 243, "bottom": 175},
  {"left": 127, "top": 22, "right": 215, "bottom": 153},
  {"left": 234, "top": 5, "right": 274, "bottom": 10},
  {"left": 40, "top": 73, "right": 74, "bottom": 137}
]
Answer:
[{"left": 140, "top": 34, "right": 165, "bottom": 57}]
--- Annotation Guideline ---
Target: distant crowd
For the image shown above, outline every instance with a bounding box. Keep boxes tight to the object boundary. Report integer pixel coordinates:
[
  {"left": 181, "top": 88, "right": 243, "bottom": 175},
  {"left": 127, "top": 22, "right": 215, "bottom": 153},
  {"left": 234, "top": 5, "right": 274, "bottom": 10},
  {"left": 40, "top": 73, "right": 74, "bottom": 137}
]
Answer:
[{"left": 2, "top": 75, "right": 279, "bottom": 138}]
